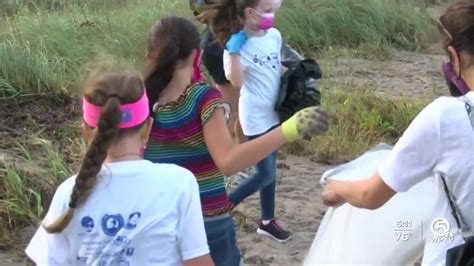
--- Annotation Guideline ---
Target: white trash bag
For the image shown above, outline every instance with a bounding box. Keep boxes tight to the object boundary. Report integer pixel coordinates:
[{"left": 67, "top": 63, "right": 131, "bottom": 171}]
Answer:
[{"left": 304, "top": 143, "right": 437, "bottom": 265}]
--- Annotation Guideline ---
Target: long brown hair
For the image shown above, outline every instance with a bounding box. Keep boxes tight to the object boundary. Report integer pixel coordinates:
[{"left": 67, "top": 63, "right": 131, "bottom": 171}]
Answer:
[
  {"left": 145, "top": 16, "right": 201, "bottom": 113},
  {"left": 199, "top": 0, "right": 260, "bottom": 45},
  {"left": 44, "top": 71, "right": 146, "bottom": 233},
  {"left": 439, "top": 1, "right": 474, "bottom": 65}
]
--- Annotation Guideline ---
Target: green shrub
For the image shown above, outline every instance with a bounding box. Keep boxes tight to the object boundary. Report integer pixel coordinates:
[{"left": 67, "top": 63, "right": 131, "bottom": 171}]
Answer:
[{"left": 310, "top": 89, "right": 427, "bottom": 163}]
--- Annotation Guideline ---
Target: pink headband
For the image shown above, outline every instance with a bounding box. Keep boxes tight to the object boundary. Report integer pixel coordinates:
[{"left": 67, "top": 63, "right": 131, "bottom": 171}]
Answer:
[{"left": 82, "top": 91, "right": 149, "bottom": 128}]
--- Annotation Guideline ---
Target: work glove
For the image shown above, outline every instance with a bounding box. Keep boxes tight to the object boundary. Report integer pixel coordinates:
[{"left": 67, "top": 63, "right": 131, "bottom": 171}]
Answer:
[
  {"left": 225, "top": 30, "right": 248, "bottom": 55},
  {"left": 281, "top": 106, "right": 329, "bottom": 142}
]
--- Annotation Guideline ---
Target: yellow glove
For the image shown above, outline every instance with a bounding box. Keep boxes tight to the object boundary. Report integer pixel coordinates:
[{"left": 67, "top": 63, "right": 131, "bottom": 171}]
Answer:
[{"left": 281, "top": 106, "right": 329, "bottom": 142}]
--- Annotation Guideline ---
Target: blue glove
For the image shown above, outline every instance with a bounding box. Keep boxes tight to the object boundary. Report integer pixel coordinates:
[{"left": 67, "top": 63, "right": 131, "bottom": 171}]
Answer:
[{"left": 225, "top": 30, "right": 248, "bottom": 55}]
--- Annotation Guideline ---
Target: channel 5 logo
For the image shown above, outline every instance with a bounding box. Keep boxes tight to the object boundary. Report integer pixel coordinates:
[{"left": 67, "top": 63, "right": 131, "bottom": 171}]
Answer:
[{"left": 431, "top": 218, "right": 457, "bottom": 243}]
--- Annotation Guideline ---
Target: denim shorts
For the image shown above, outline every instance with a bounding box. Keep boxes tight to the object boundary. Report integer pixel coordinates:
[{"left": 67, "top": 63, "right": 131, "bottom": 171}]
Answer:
[{"left": 204, "top": 214, "right": 242, "bottom": 266}]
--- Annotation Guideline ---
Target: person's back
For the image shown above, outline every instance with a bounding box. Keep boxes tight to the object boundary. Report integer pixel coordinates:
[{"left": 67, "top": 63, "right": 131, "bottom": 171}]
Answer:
[
  {"left": 27, "top": 161, "right": 206, "bottom": 265},
  {"left": 25, "top": 71, "right": 212, "bottom": 266},
  {"left": 145, "top": 83, "right": 232, "bottom": 216},
  {"left": 322, "top": 2, "right": 474, "bottom": 263},
  {"left": 402, "top": 94, "right": 474, "bottom": 263}
]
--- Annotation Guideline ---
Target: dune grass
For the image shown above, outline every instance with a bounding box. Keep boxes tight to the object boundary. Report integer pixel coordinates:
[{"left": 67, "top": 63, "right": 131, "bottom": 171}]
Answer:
[
  {"left": 0, "top": 137, "right": 74, "bottom": 246},
  {"left": 311, "top": 89, "right": 427, "bottom": 163},
  {"left": 0, "top": 0, "right": 437, "bottom": 98},
  {"left": 0, "top": 0, "right": 189, "bottom": 98},
  {"left": 277, "top": 0, "right": 435, "bottom": 57}
]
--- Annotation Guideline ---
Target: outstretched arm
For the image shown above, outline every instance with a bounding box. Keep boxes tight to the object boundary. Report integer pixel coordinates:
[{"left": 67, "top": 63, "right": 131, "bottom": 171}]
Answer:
[
  {"left": 323, "top": 99, "right": 444, "bottom": 210},
  {"left": 204, "top": 107, "right": 328, "bottom": 176},
  {"left": 322, "top": 172, "right": 396, "bottom": 210},
  {"left": 203, "top": 109, "right": 285, "bottom": 176}
]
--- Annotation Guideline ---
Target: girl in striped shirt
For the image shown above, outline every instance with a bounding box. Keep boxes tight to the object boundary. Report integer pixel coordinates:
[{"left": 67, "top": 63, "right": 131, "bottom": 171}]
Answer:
[{"left": 143, "top": 16, "right": 328, "bottom": 266}]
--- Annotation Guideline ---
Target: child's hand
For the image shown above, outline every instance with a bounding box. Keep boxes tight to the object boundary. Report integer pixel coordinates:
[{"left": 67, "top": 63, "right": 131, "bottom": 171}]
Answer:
[
  {"left": 281, "top": 106, "right": 329, "bottom": 142},
  {"left": 322, "top": 184, "right": 345, "bottom": 207},
  {"left": 226, "top": 30, "right": 248, "bottom": 55}
]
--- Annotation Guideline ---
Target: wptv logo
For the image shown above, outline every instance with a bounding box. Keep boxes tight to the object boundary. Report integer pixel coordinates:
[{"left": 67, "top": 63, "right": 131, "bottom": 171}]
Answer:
[{"left": 431, "top": 218, "right": 459, "bottom": 243}]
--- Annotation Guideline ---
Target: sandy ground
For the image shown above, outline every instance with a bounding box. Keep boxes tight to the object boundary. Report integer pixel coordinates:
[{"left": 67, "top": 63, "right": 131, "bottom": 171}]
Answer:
[
  {"left": 322, "top": 50, "right": 446, "bottom": 99},
  {"left": 233, "top": 155, "right": 329, "bottom": 266}
]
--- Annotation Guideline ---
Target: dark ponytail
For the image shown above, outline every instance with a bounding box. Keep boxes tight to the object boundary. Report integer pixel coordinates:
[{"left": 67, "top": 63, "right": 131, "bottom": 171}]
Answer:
[
  {"left": 145, "top": 16, "right": 201, "bottom": 113},
  {"left": 145, "top": 35, "right": 180, "bottom": 114},
  {"left": 44, "top": 98, "right": 121, "bottom": 233}
]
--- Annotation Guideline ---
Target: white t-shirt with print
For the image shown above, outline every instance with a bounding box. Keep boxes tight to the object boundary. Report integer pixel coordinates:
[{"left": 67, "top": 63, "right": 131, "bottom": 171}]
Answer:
[
  {"left": 26, "top": 160, "right": 209, "bottom": 266},
  {"left": 379, "top": 92, "right": 474, "bottom": 265},
  {"left": 224, "top": 28, "right": 282, "bottom": 136}
]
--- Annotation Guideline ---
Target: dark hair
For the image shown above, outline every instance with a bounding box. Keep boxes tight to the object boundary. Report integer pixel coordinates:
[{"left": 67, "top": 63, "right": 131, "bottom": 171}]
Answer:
[
  {"left": 43, "top": 71, "right": 146, "bottom": 233},
  {"left": 199, "top": 0, "right": 260, "bottom": 45},
  {"left": 439, "top": 1, "right": 474, "bottom": 65},
  {"left": 145, "top": 16, "right": 201, "bottom": 113}
]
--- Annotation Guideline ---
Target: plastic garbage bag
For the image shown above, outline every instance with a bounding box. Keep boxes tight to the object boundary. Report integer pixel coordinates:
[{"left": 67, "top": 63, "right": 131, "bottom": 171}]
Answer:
[
  {"left": 304, "top": 143, "right": 437, "bottom": 265},
  {"left": 277, "top": 44, "right": 321, "bottom": 122}
]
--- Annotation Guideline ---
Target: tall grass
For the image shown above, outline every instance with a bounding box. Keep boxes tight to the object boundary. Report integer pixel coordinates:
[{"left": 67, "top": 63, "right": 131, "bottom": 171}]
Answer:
[
  {"left": 1, "top": 0, "right": 133, "bottom": 16},
  {"left": 0, "top": 137, "right": 72, "bottom": 245},
  {"left": 278, "top": 0, "right": 435, "bottom": 56},
  {"left": 0, "top": 0, "right": 189, "bottom": 98},
  {"left": 0, "top": 0, "right": 436, "bottom": 98},
  {"left": 309, "top": 89, "right": 427, "bottom": 163}
]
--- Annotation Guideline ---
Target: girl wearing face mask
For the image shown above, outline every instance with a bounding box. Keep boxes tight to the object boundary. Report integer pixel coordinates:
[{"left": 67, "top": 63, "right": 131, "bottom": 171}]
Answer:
[
  {"left": 143, "top": 16, "right": 328, "bottom": 266},
  {"left": 321, "top": 2, "right": 474, "bottom": 265},
  {"left": 201, "top": 0, "right": 292, "bottom": 242}
]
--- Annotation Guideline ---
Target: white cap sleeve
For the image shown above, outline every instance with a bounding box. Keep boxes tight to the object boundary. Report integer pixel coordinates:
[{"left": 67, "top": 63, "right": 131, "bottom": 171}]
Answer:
[
  {"left": 25, "top": 178, "right": 75, "bottom": 264},
  {"left": 378, "top": 101, "right": 441, "bottom": 192}
]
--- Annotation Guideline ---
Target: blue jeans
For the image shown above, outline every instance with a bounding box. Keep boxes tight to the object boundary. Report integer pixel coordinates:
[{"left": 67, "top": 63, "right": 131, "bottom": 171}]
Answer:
[
  {"left": 229, "top": 129, "right": 278, "bottom": 220},
  {"left": 205, "top": 216, "right": 241, "bottom": 266}
]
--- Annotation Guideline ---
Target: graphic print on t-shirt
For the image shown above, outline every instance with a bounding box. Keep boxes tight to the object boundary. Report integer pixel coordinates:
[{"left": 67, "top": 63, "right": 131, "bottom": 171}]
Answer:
[
  {"left": 102, "top": 214, "right": 125, "bottom": 236},
  {"left": 125, "top": 212, "right": 141, "bottom": 230},
  {"left": 76, "top": 212, "right": 142, "bottom": 265},
  {"left": 81, "top": 216, "right": 94, "bottom": 233},
  {"left": 252, "top": 52, "right": 280, "bottom": 70}
]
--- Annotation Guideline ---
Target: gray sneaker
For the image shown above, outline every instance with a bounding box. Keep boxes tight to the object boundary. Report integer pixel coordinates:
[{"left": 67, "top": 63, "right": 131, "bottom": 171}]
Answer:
[{"left": 257, "top": 220, "right": 292, "bottom": 243}]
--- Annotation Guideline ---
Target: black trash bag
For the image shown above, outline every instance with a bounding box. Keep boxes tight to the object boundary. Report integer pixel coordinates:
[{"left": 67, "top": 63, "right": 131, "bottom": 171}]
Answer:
[
  {"left": 277, "top": 44, "right": 322, "bottom": 122},
  {"left": 281, "top": 44, "right": 304, "bottom": 63}
]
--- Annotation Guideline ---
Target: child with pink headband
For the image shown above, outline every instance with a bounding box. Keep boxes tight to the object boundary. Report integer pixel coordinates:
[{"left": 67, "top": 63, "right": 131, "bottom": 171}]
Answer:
[
  {"left": 25, "top": 70, "right": 213, "bottom": 266},
  {"left": 143, "top": 16, "right": 329, "bottom": 266}
]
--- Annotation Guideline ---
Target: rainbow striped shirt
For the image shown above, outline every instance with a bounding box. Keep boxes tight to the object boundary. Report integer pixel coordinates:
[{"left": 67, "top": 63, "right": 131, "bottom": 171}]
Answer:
[{"left": 144, "top": 83, "right": 231, "bottom": 216}]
